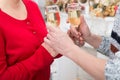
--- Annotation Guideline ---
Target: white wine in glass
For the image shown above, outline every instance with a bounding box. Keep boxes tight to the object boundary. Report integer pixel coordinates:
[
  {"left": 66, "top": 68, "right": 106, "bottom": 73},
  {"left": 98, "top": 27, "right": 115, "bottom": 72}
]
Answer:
[
  {"left": 68, "top": 3, "right": 81, "bottom": 27},
  {"left": 46, "top": 5, "right": 60, "bottom": 27}
]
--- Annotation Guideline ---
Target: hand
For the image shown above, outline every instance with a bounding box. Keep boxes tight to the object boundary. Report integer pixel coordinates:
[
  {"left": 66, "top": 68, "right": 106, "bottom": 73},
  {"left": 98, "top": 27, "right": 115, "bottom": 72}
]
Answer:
[
  {"left": 68, "top": 15, "right": 92, "bottom": 44},
  {"left": 67, "top": 26, "right": 85, "bottom": 47},
  {"left": 42, "top": 42, "right": 59, "bottom": 57},
  {"left": 78, "top": 15, "right": 92, "bottom": 41},
  {"left": 66, "top": 16, "right": 86, "bottom": 46},
  {"left": 44, "top": 26, "right": 75, "bottom": 55}
]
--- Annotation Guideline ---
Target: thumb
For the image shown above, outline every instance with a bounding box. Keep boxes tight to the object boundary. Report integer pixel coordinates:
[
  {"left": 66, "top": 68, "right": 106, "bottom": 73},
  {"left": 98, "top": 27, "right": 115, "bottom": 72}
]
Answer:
[{"left": 80, "top": 15, "right": 86, "bottom": 24}]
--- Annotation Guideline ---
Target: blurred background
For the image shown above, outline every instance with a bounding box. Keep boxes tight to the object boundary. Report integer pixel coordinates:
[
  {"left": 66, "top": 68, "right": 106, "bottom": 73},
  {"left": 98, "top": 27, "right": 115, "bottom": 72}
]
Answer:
[{"left": 34, "top": 0, "right": 120, "bottom": 80}]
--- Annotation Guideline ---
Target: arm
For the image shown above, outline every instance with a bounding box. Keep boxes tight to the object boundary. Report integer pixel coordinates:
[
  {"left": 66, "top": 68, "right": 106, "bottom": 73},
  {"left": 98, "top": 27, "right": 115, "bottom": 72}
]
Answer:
[
  {"left": 42, "top": 42, "right": 59, "bottom": 57},
  {"left": 0, "top": 32, "right": 53, "bottom": 80},
  {"left": 85, "top": 34, "right": 112, "bottom": 56},
  {"left": 85, "top": 33, "right": 102, "bottom": 48},
  {"left": 68, "top": 16, "right": 110, "bottom": 55},
  {"left": 44, "top": 26, "right": 109, "bottom": 80},
  {"left": 61, "top": 44, "right": 120, "bottom": 80},
  {"left": 65, "top": 44, "right": 106, "bottom": 80},
  {"left": 45, "top": 27, "right": 120, "bottom": 79}
]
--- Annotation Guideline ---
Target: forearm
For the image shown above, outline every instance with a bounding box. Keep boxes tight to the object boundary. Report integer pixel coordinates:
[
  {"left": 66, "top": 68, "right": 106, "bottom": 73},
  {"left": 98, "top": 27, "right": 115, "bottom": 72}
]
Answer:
[
  {"left": 21, "top": 45, "right": 54, "bottom": 74},
  {"left": 42, "top": 42, "right": 62, "bottom": 58},
  {"left": 85, "top": 33, "right": 102, "bottom": 49},
  {"left": 65, "top": 45, "right": 106, "bottom": 80},
  {"left": 42, "top": 42, "right": 59, "bottom": 57},
  {"left": 0, "top": 63, "right": 30, "bottom": 80},
  {"left": 0, "top": 46, "right": 53, "bottom": 80}
]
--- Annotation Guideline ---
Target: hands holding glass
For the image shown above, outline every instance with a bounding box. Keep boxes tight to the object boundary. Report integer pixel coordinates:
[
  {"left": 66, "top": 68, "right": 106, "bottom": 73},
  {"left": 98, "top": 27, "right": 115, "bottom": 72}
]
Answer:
[
  {"left": 67, "top": 3, "right": 89, "bottom": 47},
  {"left": 44, "top": 15, "right": 93, "bottom": 58},
  {"left": 44, "top": 8, "right": 105, "bottom": 79},
  {"left": 44, "top": 2, "right": 112, "bottom": 79},
  {"left": 44, "top": 13, "right": 92, "bottom": 55}
]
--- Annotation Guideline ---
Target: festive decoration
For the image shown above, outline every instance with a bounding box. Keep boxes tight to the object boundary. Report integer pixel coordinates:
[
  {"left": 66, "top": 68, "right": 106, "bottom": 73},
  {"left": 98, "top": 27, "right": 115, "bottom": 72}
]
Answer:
[{"left": 89, "top": 0, "right": 120, "bottom": 17}]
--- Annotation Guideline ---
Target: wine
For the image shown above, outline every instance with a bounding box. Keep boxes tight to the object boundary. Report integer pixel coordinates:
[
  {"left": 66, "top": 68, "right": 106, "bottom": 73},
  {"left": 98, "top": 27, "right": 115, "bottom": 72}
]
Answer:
[
  {"left": 47, "top": 12, "right": 60, "bottom": 27},
  {"left": 46, "top": 5, "right": 60, "bottom": 27},
  {"left": 68, "top": 10, "right": 81, "bottom": 26},
  {"left": 67, "top": 3, "right": 81, "bottom": 26}
]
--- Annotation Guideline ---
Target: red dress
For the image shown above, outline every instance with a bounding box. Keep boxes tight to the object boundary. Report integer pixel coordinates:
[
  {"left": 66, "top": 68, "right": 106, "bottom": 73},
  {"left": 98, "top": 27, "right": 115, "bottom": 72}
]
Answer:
[{"left": 0, "top": 0, "right": 54, "bottom": 80}]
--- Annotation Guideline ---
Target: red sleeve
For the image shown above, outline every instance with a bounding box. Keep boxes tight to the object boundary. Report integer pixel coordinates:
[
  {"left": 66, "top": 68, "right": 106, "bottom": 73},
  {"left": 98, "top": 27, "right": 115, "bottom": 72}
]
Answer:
[
  {"left": 54, "top": 54, "right": 62, "bottom": 59},
  {"left": 0, "top": 32, "right": 54, "bottom": 80},
  {"left": 27, "top": 1, "right": 63, "bottom": 59}
]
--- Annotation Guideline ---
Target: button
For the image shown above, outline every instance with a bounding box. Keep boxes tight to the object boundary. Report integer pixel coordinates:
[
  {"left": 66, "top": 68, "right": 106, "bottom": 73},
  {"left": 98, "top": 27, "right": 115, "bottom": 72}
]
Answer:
[
  {"left": 26, "top": 21, "right": 30, "bottom": 25},
  {"left": 33, "top": 31, "right": 36, "bottom": 34}
]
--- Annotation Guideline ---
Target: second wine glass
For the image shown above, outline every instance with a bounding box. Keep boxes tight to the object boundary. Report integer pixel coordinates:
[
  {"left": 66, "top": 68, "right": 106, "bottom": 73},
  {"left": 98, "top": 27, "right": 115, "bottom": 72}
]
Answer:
[{"left": 46, "top": 5, "right": 60, "bottom": 27}]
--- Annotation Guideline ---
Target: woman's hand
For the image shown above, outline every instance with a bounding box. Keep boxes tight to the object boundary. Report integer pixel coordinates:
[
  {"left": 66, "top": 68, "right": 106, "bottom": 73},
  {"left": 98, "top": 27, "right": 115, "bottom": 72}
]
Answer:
[
  {"left": 42, "top": 42, "right": 59, "bottom": 57},
  {"left": 44, "top": 26, "right": 75, "bottom": 55}
]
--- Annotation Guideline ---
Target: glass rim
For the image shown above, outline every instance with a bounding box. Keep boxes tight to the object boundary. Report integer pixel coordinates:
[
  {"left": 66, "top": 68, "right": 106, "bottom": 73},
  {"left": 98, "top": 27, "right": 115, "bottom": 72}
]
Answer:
[
  {"left": 45, "top": 5, "right": 60, "bottom": 13},
  {"left": 67, "top": 3, "right": 81, "bottom": 11}
]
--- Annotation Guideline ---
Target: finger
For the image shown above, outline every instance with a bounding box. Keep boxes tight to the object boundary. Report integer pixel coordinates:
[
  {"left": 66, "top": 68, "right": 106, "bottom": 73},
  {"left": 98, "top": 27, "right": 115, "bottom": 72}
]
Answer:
[
  {"left": 80, "top": 15, "right": 86, "bottom": 24},
  {"left": 79, "top": 41, "right": 85, "bottom": 46},
  {"left": 70, "top": 26, "right": 79, "bottom": 38},
  {"left": 48, "top": 32, "right": 57, "bottom": 40},
  {"left": 44, "top": 37, "right": 52, "bottom": 46},
  {"left": 47, "top": 34, "right": 54, "bottom": 40},
  {"left": 79, "top": 37, "right": 85, "bottom": 46},
  {"left": 79, "top": 37, "right": 84, "bottom": 41},
  {"left": 67, "top": 29, "right": 79, "bottom": 42},
  {"left": 78, "top": 32, "right": 83, "bottom": 36},
  {"left": 67, "top": 29, "right": 71, "bottom": 35},
  {"left": 68, "top": 30, "right": 74, "bottom": 38},
  {"left": 47, "top": 26, "right": 56, "bottom": 33}
]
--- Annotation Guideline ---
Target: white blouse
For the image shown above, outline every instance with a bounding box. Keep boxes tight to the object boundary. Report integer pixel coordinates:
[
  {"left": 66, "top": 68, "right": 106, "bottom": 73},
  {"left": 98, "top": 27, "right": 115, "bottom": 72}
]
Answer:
[{"left": 97, "top": 6, "right": 120, "bottom": 80}]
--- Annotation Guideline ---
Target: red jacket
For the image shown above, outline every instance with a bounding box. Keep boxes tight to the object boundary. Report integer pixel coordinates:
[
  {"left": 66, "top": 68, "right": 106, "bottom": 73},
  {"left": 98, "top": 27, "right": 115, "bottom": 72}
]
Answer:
[{"left": 0, "top": 0, "right": 55, "bottom": 80}]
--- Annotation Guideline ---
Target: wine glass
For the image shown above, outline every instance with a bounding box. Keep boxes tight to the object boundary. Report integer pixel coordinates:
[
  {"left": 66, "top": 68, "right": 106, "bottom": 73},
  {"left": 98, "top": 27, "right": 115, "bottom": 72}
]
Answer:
[
  {"left": 46, "top": 5, "right": 60, "bottom": 27},
  {"left": 67, "top": 3, "right": 83, "bottom": 46},
  {"left": 67, "top": 3, "right": 81, "bottom": 27}
]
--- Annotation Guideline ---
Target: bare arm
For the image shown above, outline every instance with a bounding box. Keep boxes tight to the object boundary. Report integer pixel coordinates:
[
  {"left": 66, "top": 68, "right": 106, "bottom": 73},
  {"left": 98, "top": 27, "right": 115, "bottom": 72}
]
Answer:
[
  {"left": 85, "top": 33, "right": 102, "bottom": 49},
  {"left": 44, "top": 26, "right": 106, "bottom": 80},
  {"left": 66, "top": 44, "right": 106, "bottom": 80}
]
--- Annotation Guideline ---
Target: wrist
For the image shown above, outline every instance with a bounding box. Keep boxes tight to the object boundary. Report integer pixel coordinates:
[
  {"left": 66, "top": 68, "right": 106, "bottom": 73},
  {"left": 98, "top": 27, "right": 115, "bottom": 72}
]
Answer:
[
  {"left": 84, "top": 33, "right": 102, "bottom": 48},
  {"left": 64, "top": 44, "right": 78, "bottom": 57},
  {"left": 42, "top": 43, "right": 58, "bottom": 57},
  {"left": 84, "top": 33, "right": 93, "bottom": 43},
  {"left": 64, "top": 44, "right": 81, "bottom": 60}
]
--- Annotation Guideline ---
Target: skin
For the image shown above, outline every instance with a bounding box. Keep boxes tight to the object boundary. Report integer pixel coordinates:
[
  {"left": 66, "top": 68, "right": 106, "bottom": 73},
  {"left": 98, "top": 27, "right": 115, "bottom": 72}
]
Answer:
[
  {"left": 44, "top": 16, "right": 107, "bottom": 80},
  {"left": 68, "top": 15, "right": 102, "bottom": 48},
  {"left": 0, "top": 0, "right": 57, "bottom": 57}
]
